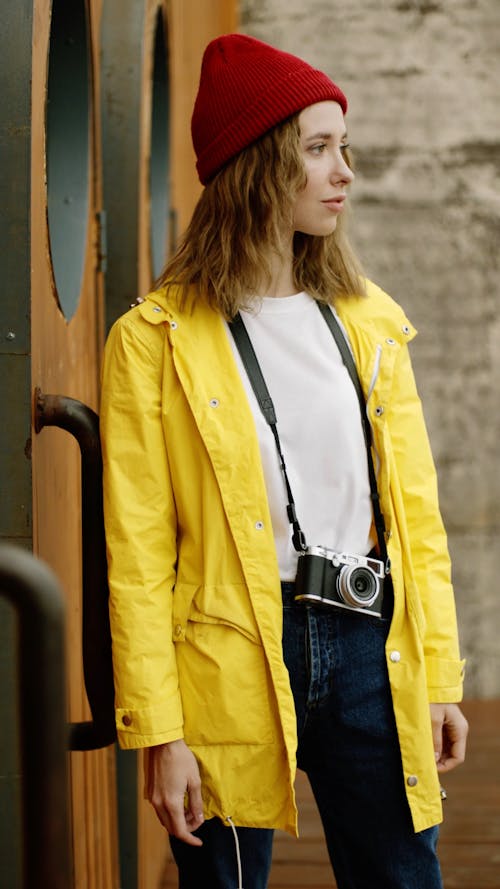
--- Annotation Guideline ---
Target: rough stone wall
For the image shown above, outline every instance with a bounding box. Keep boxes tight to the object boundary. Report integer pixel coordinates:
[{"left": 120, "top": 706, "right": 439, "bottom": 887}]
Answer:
[{"left": 241, "top": 0, "right": 500, "bottom": 697}]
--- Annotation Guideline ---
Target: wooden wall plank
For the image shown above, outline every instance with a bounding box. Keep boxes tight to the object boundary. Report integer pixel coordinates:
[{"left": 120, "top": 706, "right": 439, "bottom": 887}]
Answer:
[{"left": 169, "top": 0, "right": 239, "bottom": 236}]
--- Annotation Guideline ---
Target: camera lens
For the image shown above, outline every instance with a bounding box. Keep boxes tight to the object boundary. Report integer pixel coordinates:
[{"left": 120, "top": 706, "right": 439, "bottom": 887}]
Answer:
[{"left": 338, "top": 565, "right": 379, "bottom": 608}]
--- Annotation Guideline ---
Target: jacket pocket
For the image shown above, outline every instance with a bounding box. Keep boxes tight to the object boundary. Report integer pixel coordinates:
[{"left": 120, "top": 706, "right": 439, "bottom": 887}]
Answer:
[
  {"left": 173, "top": 582, "right": 262, "bottom": 643},
  {"left": 176, "top": 615, "right": 275, "bottom": 746}
]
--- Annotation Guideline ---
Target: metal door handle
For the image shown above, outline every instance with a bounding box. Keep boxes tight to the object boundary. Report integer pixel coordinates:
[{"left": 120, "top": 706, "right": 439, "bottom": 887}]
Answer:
[{"left": 34, "top": 388, "right": 116, "bottom": 750}]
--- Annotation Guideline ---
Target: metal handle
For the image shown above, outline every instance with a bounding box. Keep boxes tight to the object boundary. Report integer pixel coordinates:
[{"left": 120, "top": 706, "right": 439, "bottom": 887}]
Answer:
[
  {"left": 0, "top": 544, "right": 71, "bottom": 889},
  {"left": 34, "top": 388, "right": 116, "bottom": 750}
]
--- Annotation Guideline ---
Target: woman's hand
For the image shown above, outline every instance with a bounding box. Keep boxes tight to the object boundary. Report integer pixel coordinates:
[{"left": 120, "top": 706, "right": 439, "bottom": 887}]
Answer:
[
  {"left": 429, "top": 703, "right": 469, "bottom": 773},
  {"left": 147, "top": 739, "right": 204, "bottom": 845}
]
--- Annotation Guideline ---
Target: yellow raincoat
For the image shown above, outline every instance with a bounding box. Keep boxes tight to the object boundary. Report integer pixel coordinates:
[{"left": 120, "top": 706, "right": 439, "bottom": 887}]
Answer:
[{"left": 100, "top": 279, "right": 465, "bottom": 835}]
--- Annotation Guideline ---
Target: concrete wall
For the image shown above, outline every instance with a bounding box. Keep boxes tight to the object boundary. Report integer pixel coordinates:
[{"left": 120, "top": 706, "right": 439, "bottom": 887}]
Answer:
[{"left": 241, "top": 0, "right": 500, "bottom": 697}]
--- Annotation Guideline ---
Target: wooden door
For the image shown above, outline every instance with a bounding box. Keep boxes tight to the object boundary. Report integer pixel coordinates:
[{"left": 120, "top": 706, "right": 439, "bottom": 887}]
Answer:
[
  {"left": 30, "top": 1, "right": 237, "bottom": 886},
  {"left": 30, "top": 1, "right": 119, "bottom": 887}
]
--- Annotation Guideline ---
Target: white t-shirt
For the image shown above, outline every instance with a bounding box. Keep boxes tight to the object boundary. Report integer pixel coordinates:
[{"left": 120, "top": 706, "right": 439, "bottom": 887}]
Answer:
[{"left": 226, "top": 291, "right": 374, "bottom": 580}]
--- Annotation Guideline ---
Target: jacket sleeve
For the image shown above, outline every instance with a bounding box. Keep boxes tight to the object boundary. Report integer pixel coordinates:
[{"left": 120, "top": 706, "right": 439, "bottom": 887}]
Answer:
[
  {"left": 100, "top": 314, "right": 184, "bottom": 748},
  {"left": 387, "top": 342, "right": 465, "bottom": 702}
]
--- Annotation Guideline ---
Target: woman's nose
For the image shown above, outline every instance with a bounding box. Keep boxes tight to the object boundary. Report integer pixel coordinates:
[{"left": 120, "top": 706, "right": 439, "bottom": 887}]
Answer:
[{"left": 332, "top": 154, "right": 354, "bottom": 185}]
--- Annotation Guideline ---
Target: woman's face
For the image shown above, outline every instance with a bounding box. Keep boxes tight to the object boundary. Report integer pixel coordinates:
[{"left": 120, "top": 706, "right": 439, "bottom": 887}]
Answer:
[{"left": 293, "top": 101, "right": 354, "bottom": 236}]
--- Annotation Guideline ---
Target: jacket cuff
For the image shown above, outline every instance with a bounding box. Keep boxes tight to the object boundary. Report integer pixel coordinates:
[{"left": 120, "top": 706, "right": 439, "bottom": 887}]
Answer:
[
  {"left": 115, "top": 696, "right": 184, "bottom": 749},
  {"left": 426, "top": 656, "right": 466, "bottom": 703}
]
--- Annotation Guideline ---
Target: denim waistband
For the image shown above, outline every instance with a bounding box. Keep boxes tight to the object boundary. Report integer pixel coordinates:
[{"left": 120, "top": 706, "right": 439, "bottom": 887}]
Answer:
[{"left": 281, "top": 581, "right": 297, "bottom": 607}]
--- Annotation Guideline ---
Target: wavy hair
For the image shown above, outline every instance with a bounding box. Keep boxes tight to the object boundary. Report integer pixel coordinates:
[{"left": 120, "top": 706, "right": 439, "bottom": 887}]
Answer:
[{"left": 156, "top": 113, "right": 365, "bottom": 317}]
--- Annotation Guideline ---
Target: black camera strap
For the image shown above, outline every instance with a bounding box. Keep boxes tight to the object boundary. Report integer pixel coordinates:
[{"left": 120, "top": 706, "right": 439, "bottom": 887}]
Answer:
[
  {"left": 315, "top": 303, "right": 389, "bottom": 572},
  {"left": 228, "top": 303, "right": 390, "bottom": 572}
]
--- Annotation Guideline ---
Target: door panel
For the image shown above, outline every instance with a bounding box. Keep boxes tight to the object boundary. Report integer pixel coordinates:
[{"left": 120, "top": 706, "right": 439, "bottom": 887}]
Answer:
[
  {"left": 31, "top": 1, "right": 237, "bottom": 886},
  {"left": 31, "top": 1, "right": 119, "bottom": 887}
]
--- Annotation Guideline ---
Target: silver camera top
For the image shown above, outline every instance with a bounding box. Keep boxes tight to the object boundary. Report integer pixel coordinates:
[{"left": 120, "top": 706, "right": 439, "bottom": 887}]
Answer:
[{"left": 303, "top": 545, "right": 385, "bottom": 578}]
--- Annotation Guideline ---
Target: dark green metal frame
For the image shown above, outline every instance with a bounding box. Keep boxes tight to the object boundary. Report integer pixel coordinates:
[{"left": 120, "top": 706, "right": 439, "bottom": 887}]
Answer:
[
  {"left": 0, "top": 545, "right": 71, "bottom": 889},
  {"left": 0, "top": 2, "right": 34, "bottom": 886}
]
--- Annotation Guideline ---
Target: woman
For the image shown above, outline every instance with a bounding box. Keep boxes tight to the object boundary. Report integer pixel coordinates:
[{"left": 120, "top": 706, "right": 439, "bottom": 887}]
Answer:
[{"left": 101, "top": 33, "right": 468, "bottom": 889}]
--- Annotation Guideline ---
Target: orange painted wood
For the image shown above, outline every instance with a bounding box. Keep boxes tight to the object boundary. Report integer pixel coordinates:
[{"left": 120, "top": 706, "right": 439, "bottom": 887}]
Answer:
[{"left": 168, "top": 0, "right": 239, "bottom": 238}]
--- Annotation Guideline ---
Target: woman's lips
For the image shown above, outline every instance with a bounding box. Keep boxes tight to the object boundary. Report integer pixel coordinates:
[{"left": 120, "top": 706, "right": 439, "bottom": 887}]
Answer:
[{"left": 321, "top": 196, "right": 346, "bottom": 211}]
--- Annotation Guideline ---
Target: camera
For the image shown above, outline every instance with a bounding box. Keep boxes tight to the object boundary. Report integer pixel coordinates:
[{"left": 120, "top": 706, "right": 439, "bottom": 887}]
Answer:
[{"left": 294, "top": 546, "right": 385, "bottom": 617}]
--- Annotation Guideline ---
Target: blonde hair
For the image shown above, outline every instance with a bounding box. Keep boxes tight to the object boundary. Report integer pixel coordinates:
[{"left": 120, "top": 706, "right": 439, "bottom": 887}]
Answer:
[{"left": 156, "top": 114, "right": 365, "bottom": 317}]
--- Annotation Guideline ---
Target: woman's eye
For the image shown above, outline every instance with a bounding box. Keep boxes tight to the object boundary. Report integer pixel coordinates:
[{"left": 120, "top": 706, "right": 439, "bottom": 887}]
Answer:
[
  {"left": 340, "top": 142, "right": 351, "bottom": 153},
  {"left": 310, "top": 143, "right": 327, "bottom": 155}
]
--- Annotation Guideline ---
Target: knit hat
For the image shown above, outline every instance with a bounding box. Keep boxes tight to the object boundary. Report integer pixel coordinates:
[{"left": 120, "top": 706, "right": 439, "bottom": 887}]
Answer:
[{"left": 191, "top": 34, "right": 347, "bottom": 184}]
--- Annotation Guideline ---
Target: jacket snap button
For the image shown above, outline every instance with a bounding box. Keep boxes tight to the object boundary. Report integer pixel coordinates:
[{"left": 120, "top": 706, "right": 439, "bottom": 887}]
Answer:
[
  {"left": 129, "top": 296, "right": 145, "bottom": 308},
  {"left": 170, "top": 320, "right": 178, "bottom": 329},
  {"left": 209, "top": 398, "right": 219, "bottom": 408},
  {"left": 386, "top": 337, "right": 396, "bottom": 345},
  {"left": 255, "top": 521, "right": 264, "bottom": 530},
  {"left": 375, "top": 406, "right": 384, "bottom": 416},
  {"left": 402, "top": 325, "right": 411, "bottom": 335},
  {"left": 390, "top": 650, "right": 401, "bottom": 663},
  {"left": 152, "top": 306, "right": 162, "bottom": 313},
  {"left": 407, "top": 775, "right": 418, "bottom": 787},
  {"left": 122, "top": 714, "right": 132, "bottom": 727}
]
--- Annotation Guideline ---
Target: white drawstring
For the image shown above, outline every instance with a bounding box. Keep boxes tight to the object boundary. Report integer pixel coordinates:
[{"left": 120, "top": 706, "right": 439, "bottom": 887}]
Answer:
[{"left": 226, "top": 816, "right": 243, "bottom": 889}]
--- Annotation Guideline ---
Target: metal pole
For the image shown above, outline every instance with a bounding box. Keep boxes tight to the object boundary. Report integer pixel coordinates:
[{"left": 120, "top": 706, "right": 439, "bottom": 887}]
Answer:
[{"left": 0, "top": 543, "right": 71, "bottom": 889}]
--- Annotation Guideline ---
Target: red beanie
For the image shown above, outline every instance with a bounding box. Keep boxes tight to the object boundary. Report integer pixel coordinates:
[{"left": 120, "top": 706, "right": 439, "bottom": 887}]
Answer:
[{"left": 191, "top": 34, "right": 348, "bottom": 185}]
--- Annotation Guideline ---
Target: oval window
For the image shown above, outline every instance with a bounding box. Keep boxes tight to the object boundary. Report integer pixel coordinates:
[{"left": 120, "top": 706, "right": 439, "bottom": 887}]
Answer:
[{"left": 46, "top": 0, "right": 91, "bottom": 321}]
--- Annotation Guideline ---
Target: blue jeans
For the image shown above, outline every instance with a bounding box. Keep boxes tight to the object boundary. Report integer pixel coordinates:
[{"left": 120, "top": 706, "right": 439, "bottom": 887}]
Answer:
[
  {"left": 170, "top": 583, "right": 443, "bottom": 889},
  {"left": 169, "top": 820, "right": 273, "bottom": 889}
]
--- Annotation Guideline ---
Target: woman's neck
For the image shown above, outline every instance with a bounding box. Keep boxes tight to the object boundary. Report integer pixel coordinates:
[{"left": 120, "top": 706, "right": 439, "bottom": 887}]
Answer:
[{"left": 257, "top": 244, "right": 295, "bottom": 298}]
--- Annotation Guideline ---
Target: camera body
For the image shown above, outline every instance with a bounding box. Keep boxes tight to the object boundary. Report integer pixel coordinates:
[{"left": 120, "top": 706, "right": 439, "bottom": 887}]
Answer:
[{"left": 294, "top": 545, "right": 385, "bottom": 618}]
